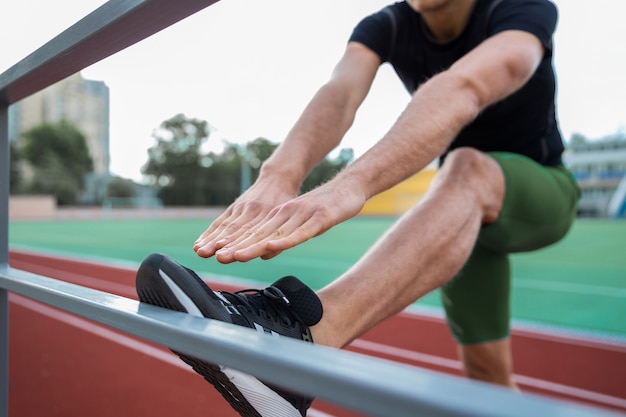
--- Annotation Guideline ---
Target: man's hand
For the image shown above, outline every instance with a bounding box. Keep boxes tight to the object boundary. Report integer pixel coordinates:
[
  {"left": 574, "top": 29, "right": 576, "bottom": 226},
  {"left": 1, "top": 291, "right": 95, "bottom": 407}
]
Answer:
[
  {"left": 200, "top": 180, "right": 366, "bottom": 263},
  {"left": 193, "top": 178, "right": 297, "bottom": 258}
]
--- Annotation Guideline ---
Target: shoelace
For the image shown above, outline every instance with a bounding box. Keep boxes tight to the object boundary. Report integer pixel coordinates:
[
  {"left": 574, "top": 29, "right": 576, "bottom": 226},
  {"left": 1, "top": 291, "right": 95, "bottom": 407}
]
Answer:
[{"left": 226, "top": 286, "right": 301, "bottom": 328}]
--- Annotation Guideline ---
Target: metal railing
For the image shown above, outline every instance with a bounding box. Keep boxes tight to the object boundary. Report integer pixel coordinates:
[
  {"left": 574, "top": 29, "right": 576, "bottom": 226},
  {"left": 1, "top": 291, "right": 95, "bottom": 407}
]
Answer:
[{"left": 0, "top": 1, "right": 623, "bottom": 416}]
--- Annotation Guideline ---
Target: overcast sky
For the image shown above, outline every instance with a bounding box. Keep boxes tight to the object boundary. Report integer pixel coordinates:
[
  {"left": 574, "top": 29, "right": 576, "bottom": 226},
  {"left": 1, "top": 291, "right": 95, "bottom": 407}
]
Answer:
[{"left": 2, "top": 0, "right": 626, "bottom": 181}]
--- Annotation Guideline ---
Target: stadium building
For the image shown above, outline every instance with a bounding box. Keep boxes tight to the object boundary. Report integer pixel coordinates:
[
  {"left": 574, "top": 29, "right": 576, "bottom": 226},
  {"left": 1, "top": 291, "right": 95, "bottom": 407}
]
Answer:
[{"left": 563, "top": 136, "right": 626, "bottom": 217}]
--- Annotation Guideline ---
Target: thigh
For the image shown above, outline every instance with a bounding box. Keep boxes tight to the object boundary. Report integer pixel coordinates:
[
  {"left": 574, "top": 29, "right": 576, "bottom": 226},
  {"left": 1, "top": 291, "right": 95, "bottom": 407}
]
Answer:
[
  {"left": 479, "top": 152, "right": 581, "bottom": 253},
  {"left": 442, "top": 152, "right": 580, "bottom": 345}
]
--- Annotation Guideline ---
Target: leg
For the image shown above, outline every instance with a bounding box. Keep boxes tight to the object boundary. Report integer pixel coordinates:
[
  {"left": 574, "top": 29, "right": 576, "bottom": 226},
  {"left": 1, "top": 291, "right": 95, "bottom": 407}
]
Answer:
[
  {"left": 441, "top": 241, "right": 516, "bottom": 387},
  {"left": 312, "top": 148, "right": 505, "bottom": 348},
  {"left": 459, "top": 338, "right": 518, "bottom": 389},
  {"left": 442, "top": 152, "right": 580, "bottom": 387}
]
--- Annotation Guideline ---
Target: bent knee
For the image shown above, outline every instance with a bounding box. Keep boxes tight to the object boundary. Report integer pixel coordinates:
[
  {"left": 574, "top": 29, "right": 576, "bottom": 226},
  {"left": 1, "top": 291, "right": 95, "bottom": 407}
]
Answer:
[
  {"left": 439, "top": 148, "right": 505, "bottom": 222},
  {"left": 443, "top": 148, "right": 501, "bottom": 180}
]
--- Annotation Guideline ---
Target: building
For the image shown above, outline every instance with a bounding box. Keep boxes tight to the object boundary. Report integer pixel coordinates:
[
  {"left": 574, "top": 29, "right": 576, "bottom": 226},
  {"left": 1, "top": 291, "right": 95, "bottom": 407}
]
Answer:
[
  {"left": 9, "top": 72, "right": 110, "bottom": 175},
  {"left": 563, "top": 136, "right": 626, "bottom": 217}
]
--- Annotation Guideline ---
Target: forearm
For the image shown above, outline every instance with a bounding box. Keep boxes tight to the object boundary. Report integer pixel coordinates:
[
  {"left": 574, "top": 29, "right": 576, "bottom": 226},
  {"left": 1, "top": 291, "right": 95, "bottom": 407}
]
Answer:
[
  {"left": 258, "top": 80, "right": 358, "bottom": 193},
  {"left": 334, "top": 70, "right": 481, "bottom": 200}
]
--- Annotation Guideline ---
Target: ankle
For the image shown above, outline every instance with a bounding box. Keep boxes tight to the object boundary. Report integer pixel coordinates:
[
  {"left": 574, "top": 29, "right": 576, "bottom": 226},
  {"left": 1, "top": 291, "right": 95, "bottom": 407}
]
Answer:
[{"left": 309, "top": 320, "right": 346, "bottom": 349}]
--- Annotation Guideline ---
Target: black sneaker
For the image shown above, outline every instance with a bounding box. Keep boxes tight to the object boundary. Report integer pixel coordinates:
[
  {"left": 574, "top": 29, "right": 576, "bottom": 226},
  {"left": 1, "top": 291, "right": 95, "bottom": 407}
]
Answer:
[{"left": 135, "top": 253, "right": 323, "bottom": 417}]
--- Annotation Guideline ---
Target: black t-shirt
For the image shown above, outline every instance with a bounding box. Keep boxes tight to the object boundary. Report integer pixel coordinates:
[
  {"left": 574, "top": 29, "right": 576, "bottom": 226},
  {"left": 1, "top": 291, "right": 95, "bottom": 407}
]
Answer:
[{"left": 349, "top": 0, "right": 564, "bottom": 166}]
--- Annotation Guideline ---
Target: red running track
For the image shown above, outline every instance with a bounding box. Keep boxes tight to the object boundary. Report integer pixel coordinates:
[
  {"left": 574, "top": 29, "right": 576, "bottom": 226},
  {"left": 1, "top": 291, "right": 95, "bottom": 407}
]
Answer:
[{"left": 8, "top": 250, "right": 626, "bottom": 416}]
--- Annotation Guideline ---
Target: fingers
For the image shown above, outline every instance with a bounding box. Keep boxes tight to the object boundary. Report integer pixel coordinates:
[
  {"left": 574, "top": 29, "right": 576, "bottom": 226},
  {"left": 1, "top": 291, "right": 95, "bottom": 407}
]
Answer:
[
  {"left": 194, "top": 203, "right": 267, "bottom": 257},
  {"left": 194, "top": 182, "right": 358, "bottom": 263},
  {"left": 213, "top": 206, "right": 326, "bottom": 263},
  {"left": 193, "top": 209, "right": 234, "bottom": 256}
]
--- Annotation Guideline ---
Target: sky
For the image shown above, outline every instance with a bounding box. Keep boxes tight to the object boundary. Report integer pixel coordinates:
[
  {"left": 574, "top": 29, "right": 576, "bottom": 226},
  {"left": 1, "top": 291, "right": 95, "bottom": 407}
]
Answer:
[{"left": 2, "top": 0, "right": 626, "bottom": 182}]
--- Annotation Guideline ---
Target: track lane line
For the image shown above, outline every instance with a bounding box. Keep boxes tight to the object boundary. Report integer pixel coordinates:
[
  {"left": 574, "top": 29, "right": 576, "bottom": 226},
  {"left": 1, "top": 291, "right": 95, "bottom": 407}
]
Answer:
[
  {"left": 398, "top": 308, "right": 626, "bottom": 353},
  {"left": 514, "top": 278, "right": 626, "bottom": 299},
  {"left": 350, "top": 339, "right": 626, "bottom": 411}
]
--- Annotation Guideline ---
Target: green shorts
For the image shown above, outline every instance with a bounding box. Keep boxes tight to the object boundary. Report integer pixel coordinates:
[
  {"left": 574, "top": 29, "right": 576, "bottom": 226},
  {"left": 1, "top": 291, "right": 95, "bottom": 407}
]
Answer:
[{"left": 441, "top": 152, "right": 581, "bottom": 345}]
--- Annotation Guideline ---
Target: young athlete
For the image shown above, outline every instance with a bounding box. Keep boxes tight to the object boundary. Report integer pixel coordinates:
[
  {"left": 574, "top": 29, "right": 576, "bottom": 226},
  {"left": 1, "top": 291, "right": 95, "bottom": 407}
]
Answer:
[{"left": 136, "top": 1, "right": 580, "bottom": 416}]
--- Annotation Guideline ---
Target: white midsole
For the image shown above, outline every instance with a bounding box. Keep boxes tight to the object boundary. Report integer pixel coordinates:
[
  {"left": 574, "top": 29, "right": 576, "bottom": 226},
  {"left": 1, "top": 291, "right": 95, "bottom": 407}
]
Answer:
[{"left": 222, "top": 366, "right": 301, "bottom": 417}]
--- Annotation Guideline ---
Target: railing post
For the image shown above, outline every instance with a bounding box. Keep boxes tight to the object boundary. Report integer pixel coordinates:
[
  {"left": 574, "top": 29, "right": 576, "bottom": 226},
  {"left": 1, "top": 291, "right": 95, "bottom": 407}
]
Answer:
[{"left": 0, "top": 103, "right": 10, "bottom": 417}]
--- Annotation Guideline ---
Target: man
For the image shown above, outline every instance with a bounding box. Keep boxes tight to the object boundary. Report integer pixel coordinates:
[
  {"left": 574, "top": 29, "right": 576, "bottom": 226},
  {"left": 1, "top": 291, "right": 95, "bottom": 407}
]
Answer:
[{"left": 136, "top": 0, "right": 580, "bottom": 416}]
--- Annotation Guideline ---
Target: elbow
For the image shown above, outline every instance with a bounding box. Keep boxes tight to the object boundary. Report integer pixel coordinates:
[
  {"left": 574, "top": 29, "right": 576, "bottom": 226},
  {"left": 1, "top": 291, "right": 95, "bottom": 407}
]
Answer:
[
  {"left": 429, "top": 70, "right": 485, "bottom": 125},
  {"left": 453, "top": 71, "right": 492, "bottom": 115}
]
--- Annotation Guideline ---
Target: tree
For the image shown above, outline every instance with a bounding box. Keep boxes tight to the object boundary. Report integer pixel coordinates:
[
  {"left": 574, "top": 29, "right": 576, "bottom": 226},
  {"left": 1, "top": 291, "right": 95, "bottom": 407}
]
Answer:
[
  {"left": 142, "top": 114, "right": 210, "bottom": 205},
  {"left": 244, "top": 137, "right": 279, "bottom": 188},
  {"left": 142, "top": 114, "right": 355, "bottom": 206},
  {"left": 107, "top": 177, "right": 136, "bottom": 199},
  {"left": 204, "top": 144, "right": 243, "bottom": 205},
  {"left": 237, "top": 137, "right": 354, "bottom": 195},
  {"left": 301, "top": 148, "right": 353, "bottom": 193},
  {"left": 9, "top": 141, "right": 23, "bottom": 194},
  {"left": 569, "top": 132, "right": 588, "bottom": 147},
  {"left": 20, "top": 120, "right": 93, "bottom": 205}
]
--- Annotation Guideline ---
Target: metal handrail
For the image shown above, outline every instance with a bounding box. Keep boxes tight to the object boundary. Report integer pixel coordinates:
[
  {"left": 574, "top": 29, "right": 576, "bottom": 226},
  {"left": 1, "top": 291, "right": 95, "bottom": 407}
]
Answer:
[{"left": 0, "top": 0, "right": 220, "bottom": 105}]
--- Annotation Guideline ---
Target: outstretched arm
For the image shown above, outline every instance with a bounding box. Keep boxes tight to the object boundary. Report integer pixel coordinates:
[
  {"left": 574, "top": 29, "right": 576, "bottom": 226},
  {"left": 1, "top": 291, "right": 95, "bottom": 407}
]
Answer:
[
  {"left": 209, "top": 30, "right": 545, "bottom": 264},
  {"left": 194, "top": 43, "right": 380, "bottom": 257},
  {"left": 339, "top": 30, "right": 544, "bottom": 200}
]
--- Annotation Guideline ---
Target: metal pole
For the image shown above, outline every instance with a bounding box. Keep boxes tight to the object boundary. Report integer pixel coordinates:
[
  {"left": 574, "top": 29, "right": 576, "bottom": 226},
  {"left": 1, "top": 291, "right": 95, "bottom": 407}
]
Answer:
[
  {"left": 0, "top": 103, "right": 10, "bottom": 417},
  {"left": 240, "top": 145, "right": 251, "bottom": 194}
]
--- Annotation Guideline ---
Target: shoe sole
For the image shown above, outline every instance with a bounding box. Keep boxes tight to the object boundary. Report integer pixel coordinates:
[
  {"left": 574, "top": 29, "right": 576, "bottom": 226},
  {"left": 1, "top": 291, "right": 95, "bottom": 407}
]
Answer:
[{"left": 136, "top": 253, "right": 302, "bottom": 417}]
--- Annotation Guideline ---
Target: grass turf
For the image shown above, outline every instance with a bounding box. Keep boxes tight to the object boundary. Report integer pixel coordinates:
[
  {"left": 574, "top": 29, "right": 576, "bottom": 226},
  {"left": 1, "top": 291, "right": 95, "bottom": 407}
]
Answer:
[{"left": 9, "top": 217, "right": 626, "bottom": 338}]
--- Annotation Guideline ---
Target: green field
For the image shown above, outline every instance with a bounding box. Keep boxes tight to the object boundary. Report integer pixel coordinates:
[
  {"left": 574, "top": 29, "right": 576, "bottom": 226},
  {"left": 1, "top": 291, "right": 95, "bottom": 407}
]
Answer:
[{"left": 8, "top": 217, "right": 626, "bottom": 339}]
